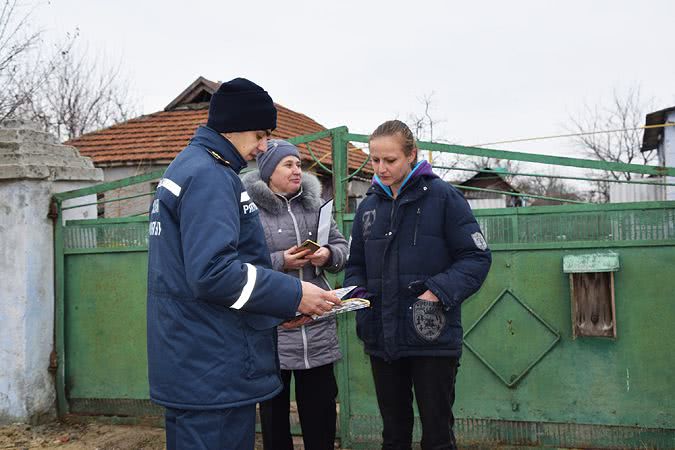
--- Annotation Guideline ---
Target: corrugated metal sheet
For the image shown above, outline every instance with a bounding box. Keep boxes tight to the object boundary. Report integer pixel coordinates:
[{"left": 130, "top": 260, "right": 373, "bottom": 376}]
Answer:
[
  {"left": 468, "top": 197, "right": 505, "bottom": 209},
  {"left": 609, "top": 181, "right": 666, "bottom": 203}
]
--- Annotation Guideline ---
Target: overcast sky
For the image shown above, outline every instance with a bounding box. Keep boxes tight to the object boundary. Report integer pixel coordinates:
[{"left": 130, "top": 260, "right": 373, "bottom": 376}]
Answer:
[{"left": 33, "top": 0, "right": 675, "bottom": 169}]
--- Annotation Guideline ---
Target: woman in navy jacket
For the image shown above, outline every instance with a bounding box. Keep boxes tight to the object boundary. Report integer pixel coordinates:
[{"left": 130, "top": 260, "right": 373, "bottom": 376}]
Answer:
[{"left": 344, "top": 120, "right": 492, "bottom": 450}]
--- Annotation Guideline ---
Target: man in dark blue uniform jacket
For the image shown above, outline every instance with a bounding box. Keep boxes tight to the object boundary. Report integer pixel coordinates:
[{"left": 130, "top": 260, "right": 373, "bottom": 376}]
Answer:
[{"left": 147, "top": 78, "right": 337, "bottom": 450}]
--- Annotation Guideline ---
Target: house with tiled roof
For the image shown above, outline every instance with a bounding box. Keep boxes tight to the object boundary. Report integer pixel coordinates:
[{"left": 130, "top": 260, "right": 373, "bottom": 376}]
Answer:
[
  {"left": 66, "top": 76, "right": 371, "bottom": 217},
  {"left": 455, "top": 168, "right": 523, "bottom": 208}
]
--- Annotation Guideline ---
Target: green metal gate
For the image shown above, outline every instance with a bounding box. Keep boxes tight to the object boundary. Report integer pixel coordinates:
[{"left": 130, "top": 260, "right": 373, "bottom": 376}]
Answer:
[{"left": 53, "top": 127, "right": 675, "bottom": 448}]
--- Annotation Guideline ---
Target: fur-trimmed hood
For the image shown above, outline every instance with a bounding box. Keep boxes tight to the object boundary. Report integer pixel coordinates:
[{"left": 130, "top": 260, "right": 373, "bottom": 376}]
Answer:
[{"left": 242, "top": 170, "right": 324, "bottom": 214}]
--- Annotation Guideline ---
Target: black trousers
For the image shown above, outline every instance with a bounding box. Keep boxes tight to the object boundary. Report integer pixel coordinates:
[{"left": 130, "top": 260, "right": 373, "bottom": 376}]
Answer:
[
  {"left": 259, "top": 363, "right": 338, "bottom": 450},
  {"left": 369, "top": 355, "right": 460, "bottom": 450}
]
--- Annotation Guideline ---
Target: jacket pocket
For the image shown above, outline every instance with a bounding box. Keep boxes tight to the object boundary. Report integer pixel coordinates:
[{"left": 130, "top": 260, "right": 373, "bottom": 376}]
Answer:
[
  {"left": 242, "top": 326, "right": 278, "bottom": 379},
  {"left": 401, "top": 296, "right": 453, "bottom": 346},
  {"left": 355, "top": 307, "right": 379, "bottom": 347}
]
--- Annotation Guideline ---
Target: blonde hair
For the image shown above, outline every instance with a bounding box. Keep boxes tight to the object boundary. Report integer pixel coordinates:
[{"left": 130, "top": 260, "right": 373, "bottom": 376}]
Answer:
[{"left": 369, "top": 120, "right": 418, "bottom": 167}]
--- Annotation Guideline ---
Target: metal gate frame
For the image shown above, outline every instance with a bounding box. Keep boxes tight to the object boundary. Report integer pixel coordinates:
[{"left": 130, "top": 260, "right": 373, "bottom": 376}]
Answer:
[{"left": 52, "top": 126, "right": 675, "bottom": 448}]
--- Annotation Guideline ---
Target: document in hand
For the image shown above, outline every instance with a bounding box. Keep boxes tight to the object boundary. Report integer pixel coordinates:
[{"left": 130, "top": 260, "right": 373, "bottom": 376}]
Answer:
[
  {"left": 313, "top": 286, "right": 370, "bottom": 320},
  {"left": 316, "top": 199, "right": 333, "bottom": 246},
  {"left": 281, "top": 286, "right": 370, "bottom": 329}
]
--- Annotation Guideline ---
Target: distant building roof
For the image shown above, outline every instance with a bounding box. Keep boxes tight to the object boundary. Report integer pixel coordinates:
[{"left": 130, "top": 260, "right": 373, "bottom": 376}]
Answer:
[
  {"left": 641, "top": 106, "right": 675, "bottom": 152},
  {"left": 458, "top": 167, "right": 519, "bottom": 199},
  {"left": 66, "top": 77, "right": 371, "bottom": 174}
]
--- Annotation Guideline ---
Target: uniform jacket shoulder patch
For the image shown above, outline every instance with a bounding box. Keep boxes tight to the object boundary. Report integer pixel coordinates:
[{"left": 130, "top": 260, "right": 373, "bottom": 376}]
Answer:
[{"left": 472, "top": 232, "right": 488, "bottom": 251}]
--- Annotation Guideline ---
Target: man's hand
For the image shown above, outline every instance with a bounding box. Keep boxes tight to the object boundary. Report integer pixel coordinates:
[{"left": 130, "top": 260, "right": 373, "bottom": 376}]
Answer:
[
  {"left": 283, "top": 246, "right": 311, "bottom": 270},
  {"left": 298, "top": 281, "right": 338, "bottom": 316},
  {"left": 306, "top": 246, "right": 331, "bottom": 267}
]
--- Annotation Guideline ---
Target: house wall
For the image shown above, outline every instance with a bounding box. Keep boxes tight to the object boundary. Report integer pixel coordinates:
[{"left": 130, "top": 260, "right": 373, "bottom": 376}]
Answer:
[
  {"left": 98, "top": 164, "right": 370, "bottom": 218},
  {"left": 100, "top": 166, "right": 166, "bottom": 218}
]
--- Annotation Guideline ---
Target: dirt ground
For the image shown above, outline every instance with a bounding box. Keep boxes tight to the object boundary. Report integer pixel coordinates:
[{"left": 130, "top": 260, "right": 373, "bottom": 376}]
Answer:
[
  {"left": 0, "top": 421, "right": 164, "bottom": 450},
  {"left": 0, "top": 421, "right": 340, "bottom": 450},
  {"left": 0, "top": 421, "right": 274, "bottom": 450}
]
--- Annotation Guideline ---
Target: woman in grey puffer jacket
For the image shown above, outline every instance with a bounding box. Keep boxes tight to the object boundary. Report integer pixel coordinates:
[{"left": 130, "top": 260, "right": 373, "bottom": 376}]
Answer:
[{"left": 242, "top": 139, "right": 348, "bottom": 450}]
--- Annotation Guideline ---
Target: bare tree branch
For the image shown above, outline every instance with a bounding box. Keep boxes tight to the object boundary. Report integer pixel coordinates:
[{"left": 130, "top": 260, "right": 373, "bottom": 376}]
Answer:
[
  {"left": 0, "top": 1, "right": 136, "bottom": 139},
  {"left": 569, "top": 85, "right": 656, "bottom": 202},
  {"left": 404, "top": 92, "right": 462, "bottom": 179},
  {"left": 21, "top": 41, "right": 137, "bottom": 140}
]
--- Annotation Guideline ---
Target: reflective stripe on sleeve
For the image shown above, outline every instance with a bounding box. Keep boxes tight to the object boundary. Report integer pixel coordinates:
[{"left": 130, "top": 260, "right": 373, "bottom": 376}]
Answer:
[
  {"left": 159, "top": 178, "right": 181, "bottom": 197},
  {"left": 230, "top": 263, "right": 257, "bottom": 309}
]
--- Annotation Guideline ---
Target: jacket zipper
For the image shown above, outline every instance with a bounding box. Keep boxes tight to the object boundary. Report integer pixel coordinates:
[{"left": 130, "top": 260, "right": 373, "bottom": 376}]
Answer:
[
  {"left": 388, "top": 197, "right": 397, "bottom": 235},
  {"left": 279, "top": 191, "right": 311, "bottom": 369},
  {"left": 413, "top": 207, "right": 421, "bottom": 246}
]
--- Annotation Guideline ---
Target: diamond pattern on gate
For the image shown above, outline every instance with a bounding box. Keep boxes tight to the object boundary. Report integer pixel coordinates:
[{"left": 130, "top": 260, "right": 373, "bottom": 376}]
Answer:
[{"left": 463, "top": 289, "right": 560, "bottom": 388}]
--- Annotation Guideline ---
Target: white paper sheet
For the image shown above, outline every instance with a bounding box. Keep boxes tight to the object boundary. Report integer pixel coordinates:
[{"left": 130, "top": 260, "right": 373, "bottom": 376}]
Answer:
[{"left": 316, "top": 199, "right": 333, "bottom": 246}]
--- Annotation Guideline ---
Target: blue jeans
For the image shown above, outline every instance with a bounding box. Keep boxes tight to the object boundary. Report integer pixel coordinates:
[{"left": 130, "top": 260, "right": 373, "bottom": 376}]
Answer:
[{"left": 164, "top": 404, "right": 256, "bottom": 450}]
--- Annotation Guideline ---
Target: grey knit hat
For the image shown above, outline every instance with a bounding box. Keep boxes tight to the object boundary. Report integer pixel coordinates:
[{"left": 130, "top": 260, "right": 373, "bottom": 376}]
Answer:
[{"left": 257, "top": 139, "right": 301, "bottom": 184}]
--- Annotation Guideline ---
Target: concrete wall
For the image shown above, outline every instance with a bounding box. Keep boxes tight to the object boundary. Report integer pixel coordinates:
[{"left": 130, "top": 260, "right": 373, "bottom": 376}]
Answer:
[{"left": 0, "top": 121, "right": 102, "bottom": 424}]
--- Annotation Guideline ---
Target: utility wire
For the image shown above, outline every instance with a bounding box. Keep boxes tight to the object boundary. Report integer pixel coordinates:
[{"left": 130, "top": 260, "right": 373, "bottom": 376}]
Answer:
[
  {"left": 472, "top": 123, "right": 675, "bottom": 147},
  {"left": 434, "top": 165, "right": 675, "bottom": 187}
]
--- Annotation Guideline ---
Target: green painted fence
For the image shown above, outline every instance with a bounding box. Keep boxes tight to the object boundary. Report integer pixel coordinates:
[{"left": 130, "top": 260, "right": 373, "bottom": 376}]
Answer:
[{"left": 52, "top": 127, "right": 675, "bottom": 448}]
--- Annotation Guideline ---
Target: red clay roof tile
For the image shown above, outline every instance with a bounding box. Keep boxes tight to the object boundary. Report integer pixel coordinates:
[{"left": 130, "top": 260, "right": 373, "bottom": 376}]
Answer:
[{"left": 67, "top": 102, "right": 371, "bottom": 174}]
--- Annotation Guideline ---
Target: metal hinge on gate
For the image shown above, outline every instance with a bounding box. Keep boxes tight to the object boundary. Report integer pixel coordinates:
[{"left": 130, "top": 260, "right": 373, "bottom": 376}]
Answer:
[
  {"left": 48, "top": 199, "right": 58, "bottom": 220},
  {"left": 48, "top": 350, "right": 58, "bottom": 373}
]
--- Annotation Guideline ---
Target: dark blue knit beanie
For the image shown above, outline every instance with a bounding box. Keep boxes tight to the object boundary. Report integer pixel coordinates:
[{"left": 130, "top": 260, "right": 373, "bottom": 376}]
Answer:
[{"left": 207, "top": 78, "right": 277, "bottom": 133}]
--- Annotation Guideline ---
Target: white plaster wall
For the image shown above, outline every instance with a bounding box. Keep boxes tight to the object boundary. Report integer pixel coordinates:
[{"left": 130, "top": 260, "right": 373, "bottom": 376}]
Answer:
[
  {"left": 0, "top": 179, "right": 99, "bottom": 424},
  {"left": 0, "top": 180, "right": 54, "bottom": 423}
]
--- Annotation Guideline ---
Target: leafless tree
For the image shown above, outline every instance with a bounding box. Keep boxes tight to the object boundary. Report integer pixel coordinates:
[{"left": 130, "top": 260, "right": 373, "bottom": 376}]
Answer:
[
  {"left": 513, "top": 173, "right": 583, "bottom": 205},
  {"left": 569, "top": 86, "right": 657, "bottom": 202},
  {"left": 0, "top": 1, "right": 135, "bottom": 140},
  {"left": 404, "top": 92, "right": 462, "bottom": 179},
  {"left": 0, "top": 0, "right": 45, "bottom": 121},
  {"left": 22, "top": 41, "right": 136, "bottom": 141},
  {"left": 408, "top": 92, "right": 438, "bottom": 144}
]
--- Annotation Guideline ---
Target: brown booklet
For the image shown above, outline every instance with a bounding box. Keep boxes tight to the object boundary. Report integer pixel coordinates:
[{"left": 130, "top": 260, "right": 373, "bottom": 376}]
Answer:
[{"left": 281, "top": 286, "right": 370, "bottom": 329}]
